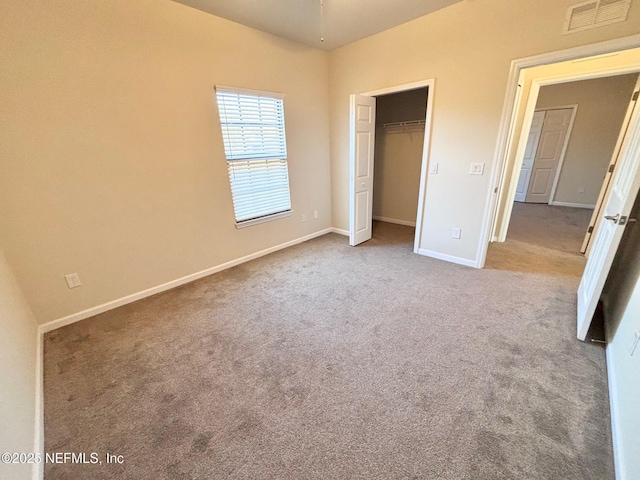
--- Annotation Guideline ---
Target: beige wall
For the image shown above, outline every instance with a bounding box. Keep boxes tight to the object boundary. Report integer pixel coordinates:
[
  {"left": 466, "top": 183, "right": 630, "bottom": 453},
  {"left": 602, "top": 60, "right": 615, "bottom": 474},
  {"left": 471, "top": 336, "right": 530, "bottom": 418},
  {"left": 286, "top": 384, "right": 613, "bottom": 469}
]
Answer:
[
  {"left": 0, "top": 0, "right": 332, "bottom": 323},
  {"left": 0, "top": 248, "right": 38, "bottom": 480},
  {"left": 373, "top": 89, "right": 427, "bottom": 224},
  {"left": 536, "top": 74, "right": 638, "bottom": 206},
  {"left": 602, "top": 193, "right": 640, "bottom": 480},
  {"left": 373, "top": 130, "right": 424, "bottom": 223},
  {"left": 329, "top": 0, "right": 640, "bottom": 262}
]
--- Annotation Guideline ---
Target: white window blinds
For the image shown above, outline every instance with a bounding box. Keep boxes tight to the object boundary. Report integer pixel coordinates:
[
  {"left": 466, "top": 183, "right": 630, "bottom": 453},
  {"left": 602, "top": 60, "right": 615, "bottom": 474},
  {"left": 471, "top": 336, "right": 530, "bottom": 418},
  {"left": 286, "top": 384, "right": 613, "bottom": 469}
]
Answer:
[{"left": 215, "top": 86, "right": 292, "bottom": 225}]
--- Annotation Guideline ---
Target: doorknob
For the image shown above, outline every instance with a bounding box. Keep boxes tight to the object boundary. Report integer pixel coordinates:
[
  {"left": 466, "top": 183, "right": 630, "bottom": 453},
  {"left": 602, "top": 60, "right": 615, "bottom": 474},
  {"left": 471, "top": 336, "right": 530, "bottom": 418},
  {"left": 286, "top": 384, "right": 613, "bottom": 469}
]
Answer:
[{"left": 604, "top": 214, "right": 620, "bottom": 223}]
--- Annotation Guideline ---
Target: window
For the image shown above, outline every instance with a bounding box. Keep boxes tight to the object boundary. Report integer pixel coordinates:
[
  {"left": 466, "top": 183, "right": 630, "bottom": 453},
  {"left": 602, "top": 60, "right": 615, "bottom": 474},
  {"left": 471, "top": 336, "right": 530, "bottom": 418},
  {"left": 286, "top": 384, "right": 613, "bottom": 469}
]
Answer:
[{"left": 215, "top": 86, "right": 292, "bottom": 228}]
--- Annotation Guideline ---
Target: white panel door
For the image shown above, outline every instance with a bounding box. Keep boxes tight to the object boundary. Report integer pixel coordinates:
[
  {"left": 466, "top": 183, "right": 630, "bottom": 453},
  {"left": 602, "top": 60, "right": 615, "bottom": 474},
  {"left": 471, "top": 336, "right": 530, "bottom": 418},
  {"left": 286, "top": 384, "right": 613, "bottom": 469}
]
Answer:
[
  {"left": 515, "top": 111, "right": 545, "bottom": 202},
  {"left": 526, "top": 108, "right": 573, "bottom": 203},
  {"left": 577, "top": 87, "right": 640, "bottom": 341},
  {"left": 581, "top": 76, "right": 640, "bottom": 255},
  {"left": 349, "top": 94, "right": 376, "bottom": 246}
]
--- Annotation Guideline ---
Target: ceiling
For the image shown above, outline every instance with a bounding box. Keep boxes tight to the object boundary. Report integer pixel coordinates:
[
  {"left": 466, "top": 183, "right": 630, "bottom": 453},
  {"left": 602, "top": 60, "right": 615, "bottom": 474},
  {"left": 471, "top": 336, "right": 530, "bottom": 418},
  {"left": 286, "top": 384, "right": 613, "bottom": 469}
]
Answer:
[{"left": 172, "top": 0, "right": 464, "bottom": 51}]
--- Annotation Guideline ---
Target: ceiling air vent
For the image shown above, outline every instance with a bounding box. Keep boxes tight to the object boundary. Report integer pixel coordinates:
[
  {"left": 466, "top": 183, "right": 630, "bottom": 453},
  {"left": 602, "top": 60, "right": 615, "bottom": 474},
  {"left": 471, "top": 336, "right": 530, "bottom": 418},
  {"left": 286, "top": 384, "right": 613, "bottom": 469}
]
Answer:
[{"left": 563, "top": 0, "right": 632, "bottom": 34}]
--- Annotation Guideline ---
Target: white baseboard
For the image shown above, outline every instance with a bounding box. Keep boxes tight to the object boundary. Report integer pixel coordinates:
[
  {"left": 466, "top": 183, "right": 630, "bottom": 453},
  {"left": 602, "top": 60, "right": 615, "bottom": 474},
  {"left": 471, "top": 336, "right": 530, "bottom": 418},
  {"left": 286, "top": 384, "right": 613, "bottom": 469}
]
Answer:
[
  {"left": 331, "top": 227, "right": 349, "bottom": 236},
  {"left": 417, "top": 248, "right": 479, "bottom": 268},
  {"left": 39, "top": 228, "right": 334, "bottom": 334},
  {"left": 33, "top": 329, "right": 44, "bottom": 480},
  {"left": 550, "top": 201, "right": 596, "bottom": 209},
  {"left": 606, "top": 345, "right": 625, "bottom": 480},
  {"left": 373, "top": 216, "right": 416, "bottom": 227}
]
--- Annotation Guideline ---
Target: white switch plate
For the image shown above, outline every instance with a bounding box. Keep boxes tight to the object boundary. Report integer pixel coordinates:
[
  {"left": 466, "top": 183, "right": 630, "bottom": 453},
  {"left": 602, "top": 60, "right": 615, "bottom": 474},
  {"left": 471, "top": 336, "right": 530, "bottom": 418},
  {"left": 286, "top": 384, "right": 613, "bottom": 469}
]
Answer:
[
  {"left": 313, "top": 210, "right": 319, "bottom": 219},
  {"left": 452, "top": 228, "right": 461, "bottom": 239},
  {"left": 65, "top": 273, "right": 82, "bottom": 289},
  {"left": 301, "top": 214, "right": 306, "bottom": 223},
  {"left": 470, "top": 163, "right": 484, "bottom": 175},
  {"left": 429, "top": 162, "right": 438, "bottom": 174},
  {"left": 631, "top": 330, "right": 640, "bottom": 356}
]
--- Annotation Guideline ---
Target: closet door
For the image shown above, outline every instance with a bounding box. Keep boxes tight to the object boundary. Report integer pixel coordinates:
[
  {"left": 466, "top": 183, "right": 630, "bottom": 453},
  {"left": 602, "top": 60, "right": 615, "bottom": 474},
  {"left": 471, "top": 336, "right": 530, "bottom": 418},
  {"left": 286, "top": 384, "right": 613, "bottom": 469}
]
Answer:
[
  {"left": 515, "top": 111, "right": 545, "bottom": 202},
  {"left": 349, "top": 94, "right": 376, "bottom": 246}
]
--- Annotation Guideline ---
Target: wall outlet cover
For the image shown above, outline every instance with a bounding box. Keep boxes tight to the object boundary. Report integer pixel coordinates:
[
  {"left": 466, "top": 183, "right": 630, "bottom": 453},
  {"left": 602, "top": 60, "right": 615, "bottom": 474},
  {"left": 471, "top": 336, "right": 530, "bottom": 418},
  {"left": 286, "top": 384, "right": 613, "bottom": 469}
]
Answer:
[
  {"left": 452, "top": 228, "right": 461, "bottom": 239},
  {"left": 65, "top": 273, "right": 82, "bottom": 289}
]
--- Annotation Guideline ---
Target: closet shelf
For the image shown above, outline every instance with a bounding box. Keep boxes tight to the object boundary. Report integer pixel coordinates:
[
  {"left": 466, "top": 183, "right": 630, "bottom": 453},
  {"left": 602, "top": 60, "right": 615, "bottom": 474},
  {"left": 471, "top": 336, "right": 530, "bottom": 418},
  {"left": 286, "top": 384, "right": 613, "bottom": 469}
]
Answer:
[{"left": 380, "top": 120, "right": 425, "bottom": 129}]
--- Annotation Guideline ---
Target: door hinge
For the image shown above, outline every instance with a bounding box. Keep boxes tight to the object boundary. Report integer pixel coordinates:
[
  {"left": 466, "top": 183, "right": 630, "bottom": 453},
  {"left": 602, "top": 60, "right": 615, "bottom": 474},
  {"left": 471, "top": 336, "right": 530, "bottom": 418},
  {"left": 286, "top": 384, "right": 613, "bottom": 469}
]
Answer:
[
  {"left": 633, "top": 91, "right": 639, "bottom": 102},
  {"left": 587, "top": 226, "right": 593, "bottom": 233},
  {"left": 609, "top": 164, "right": 615, "bottom": 173}
]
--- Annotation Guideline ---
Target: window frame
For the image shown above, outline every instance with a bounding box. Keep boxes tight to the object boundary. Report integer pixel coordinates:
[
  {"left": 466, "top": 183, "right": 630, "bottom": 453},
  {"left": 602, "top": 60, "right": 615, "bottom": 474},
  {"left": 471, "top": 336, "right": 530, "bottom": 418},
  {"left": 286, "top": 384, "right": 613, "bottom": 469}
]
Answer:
[{"left": 215, "top": 85, "right": 293, "bottom": 228}]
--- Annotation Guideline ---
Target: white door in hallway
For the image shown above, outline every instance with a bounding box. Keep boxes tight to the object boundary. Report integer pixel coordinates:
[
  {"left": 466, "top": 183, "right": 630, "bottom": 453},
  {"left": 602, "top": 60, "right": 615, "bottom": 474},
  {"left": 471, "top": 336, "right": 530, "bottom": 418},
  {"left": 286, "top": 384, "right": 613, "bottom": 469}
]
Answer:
[
  {"left": 577, "top": 85, "right": 640, "bottom": 341},
  {"left": 515, "top": 111, "right": 545, "bottom": 202},
  {"left": 581, "top": 76, "right": 640, "bottom": 255},
  {"left": 349, "top": 94, "right": 376, "bottom": 246},
  {"left": 526, "top": 108, "right": 574, "bottom": 204}
]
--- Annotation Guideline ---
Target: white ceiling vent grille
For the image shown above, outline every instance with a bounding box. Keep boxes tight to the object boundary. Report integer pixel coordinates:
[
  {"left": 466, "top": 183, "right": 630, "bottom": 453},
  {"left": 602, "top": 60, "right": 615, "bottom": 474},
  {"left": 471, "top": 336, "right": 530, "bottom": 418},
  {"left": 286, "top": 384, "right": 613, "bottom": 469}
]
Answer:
[{"left": 563, "top": 0, "right": 632, "bottom": 34}]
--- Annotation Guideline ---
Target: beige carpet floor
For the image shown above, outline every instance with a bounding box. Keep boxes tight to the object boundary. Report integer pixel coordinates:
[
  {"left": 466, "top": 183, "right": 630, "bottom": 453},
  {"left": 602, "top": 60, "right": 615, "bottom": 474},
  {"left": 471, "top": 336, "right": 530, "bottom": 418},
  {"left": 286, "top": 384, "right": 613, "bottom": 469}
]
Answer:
[{"left": 43, "top": 208, "right": 612, "bottom": 479}]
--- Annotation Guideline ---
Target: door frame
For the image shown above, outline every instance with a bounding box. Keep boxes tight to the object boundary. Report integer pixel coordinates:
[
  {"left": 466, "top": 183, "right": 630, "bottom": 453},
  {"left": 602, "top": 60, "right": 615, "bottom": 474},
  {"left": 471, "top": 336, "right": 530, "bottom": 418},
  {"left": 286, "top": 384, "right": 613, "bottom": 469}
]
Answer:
[
  {"left": 478, "top": 34, "right": 640, "bottom": 267},
  {"left": 349, "top": 78, "right": 435, "bottom": 253}
]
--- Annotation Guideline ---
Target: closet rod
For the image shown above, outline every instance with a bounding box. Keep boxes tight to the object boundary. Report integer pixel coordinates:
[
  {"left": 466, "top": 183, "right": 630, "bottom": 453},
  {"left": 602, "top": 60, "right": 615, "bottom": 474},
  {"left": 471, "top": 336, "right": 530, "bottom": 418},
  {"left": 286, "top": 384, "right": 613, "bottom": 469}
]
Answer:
[{"left": 381, "top": 119, "right": 425, "bottom": 128}]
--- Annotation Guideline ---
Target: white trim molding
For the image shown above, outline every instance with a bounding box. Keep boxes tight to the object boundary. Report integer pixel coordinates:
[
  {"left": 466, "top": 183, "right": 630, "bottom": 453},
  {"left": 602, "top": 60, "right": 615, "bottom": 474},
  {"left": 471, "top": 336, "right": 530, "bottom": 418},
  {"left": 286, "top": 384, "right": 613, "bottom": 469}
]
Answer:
[
  {"left": 417, "top": 248, "right": 479, "bottom": 268},
  {"left": 39, "top": 228, "right": 334, "bottom": 334},
  {"left": 550, "top": 201, "right": 597, "bottom": 209},
  {"left": 331, "top": 227, "right": 350, "bottom": 236},
  {"left": 33, "top": 330, "right": 44, "bottom": 480},
  {"left": 373, "top": 216, "right": 417, "bottom": 227},
  {"left": 606, "top": 347, "right": 625, "bottom": 480}
]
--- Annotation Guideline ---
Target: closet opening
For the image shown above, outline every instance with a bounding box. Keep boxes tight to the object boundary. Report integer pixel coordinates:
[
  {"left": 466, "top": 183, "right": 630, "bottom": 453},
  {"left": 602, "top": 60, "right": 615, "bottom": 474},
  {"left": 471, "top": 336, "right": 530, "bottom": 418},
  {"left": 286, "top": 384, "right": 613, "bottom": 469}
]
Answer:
[
  {"left": 348, "top": 79, "right": 434, "bottom": 252},
  {"left": 371, "top": 88, "right": 428, "bottom": 246}
]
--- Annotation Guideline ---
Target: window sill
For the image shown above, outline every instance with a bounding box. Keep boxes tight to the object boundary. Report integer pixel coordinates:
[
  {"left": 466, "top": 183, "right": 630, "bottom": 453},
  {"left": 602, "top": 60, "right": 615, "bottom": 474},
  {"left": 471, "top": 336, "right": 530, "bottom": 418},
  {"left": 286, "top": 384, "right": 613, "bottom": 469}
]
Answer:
[{"left": 235, "top": 210, "right": 293, "bottom": 229}]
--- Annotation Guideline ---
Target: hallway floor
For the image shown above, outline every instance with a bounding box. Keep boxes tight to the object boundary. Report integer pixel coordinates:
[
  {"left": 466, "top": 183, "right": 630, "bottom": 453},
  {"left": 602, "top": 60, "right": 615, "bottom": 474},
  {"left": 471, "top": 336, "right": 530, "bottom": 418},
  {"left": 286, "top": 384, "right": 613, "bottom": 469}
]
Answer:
[{"left": 486, "top": 203, "right": 593, "bottom": 276}]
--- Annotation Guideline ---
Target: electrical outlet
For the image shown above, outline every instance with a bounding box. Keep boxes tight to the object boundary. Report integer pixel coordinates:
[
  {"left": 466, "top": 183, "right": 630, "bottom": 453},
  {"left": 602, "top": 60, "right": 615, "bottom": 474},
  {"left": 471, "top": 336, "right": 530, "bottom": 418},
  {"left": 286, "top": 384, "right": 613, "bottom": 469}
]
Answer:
[
  {"left": 301, "top": 214, "right": 306, "bottom": 223},
  {"left": 429, "top": 162, "right": 438, "bottom": 174},
  {"left": 452, "top": 228, "right": 461, "bottom": 239},
  {"left": 65, "top": 273, "right": 82, "bottom": 289},
  {"left": 313, "top": 210, "right": 319, "bottom": 219},
  {"left": 631, "top": 330, "right": 640, "bottom": 356}
]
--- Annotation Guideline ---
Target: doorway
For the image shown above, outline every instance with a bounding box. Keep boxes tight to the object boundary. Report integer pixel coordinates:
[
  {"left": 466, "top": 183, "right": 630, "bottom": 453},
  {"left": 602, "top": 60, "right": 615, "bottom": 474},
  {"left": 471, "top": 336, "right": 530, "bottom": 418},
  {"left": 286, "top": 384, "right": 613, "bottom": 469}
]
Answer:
[
  {"left": 372, "top": 88, "right": 428, "bottom": 239},
  {"left": 506, "top": 73, "right": 639, "bottom": 260},
  {"left": 488, "top": 47, "right": 640, "bottom": 250},
  {"left": 484, "top": 42, "right": 640, "bottom": 341},
  {"left": 348, "top": 79, "right": 435, "bottom": 253}
]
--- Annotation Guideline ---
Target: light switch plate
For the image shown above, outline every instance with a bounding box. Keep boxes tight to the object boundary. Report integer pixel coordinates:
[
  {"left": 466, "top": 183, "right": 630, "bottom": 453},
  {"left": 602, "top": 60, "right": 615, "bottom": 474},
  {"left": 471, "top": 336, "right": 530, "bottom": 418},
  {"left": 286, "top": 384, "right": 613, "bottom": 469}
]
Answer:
[
  {"left": 470, "top": 163, "right": 484, "bottom": 175},
  {"left": 429, "top": 162, "right": 438, "bottom": 174}
]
